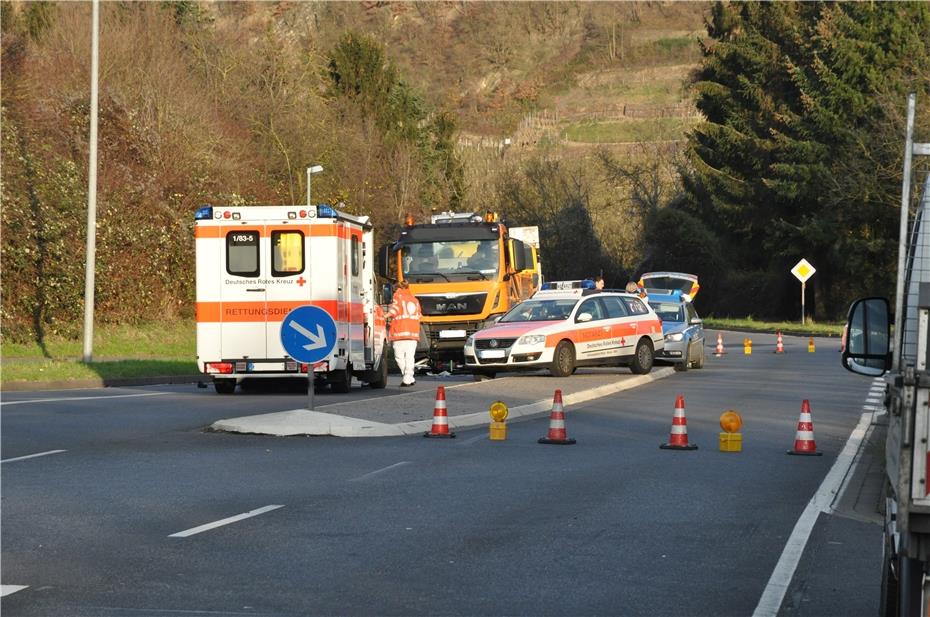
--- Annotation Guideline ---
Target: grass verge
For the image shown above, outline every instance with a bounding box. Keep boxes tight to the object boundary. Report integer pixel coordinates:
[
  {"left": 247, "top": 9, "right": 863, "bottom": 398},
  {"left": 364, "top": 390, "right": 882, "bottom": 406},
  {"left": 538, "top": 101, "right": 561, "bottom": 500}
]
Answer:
[
  {"left": 2, "top": 320, "right": 198, "bottom": 385},
  {"left": 704, "top": 317, "right": 843, "bottom": 338}
]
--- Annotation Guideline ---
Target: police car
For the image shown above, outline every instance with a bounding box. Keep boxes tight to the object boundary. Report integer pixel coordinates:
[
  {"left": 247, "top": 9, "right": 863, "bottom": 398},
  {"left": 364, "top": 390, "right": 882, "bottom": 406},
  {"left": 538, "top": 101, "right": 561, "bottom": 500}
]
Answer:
[{"left": 464, "top": 280, "right": 665, "bottom": 378}]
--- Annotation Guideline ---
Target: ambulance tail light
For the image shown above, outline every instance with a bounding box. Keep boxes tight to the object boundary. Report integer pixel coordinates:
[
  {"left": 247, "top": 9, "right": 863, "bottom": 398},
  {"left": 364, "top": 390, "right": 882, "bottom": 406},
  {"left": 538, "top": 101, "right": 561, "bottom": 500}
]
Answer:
[
  {"left": 316, "top": 204, "right": 337, "bottom": 218},
  {"left": 405, "top": 213, "right": 415, "bottom": 226},
  {"left": 205, "top": 362, "right": 234, "bottom": 374},
  {"left": 194, "top": 205, "right": 213, "bottom": 220}
]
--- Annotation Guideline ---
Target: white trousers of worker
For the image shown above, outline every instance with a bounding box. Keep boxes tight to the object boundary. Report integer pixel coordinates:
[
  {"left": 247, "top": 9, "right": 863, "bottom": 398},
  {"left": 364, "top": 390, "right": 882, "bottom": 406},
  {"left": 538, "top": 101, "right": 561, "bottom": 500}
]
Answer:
[{"left": 392, "top": 339, "right": 418, "bottom": 385}]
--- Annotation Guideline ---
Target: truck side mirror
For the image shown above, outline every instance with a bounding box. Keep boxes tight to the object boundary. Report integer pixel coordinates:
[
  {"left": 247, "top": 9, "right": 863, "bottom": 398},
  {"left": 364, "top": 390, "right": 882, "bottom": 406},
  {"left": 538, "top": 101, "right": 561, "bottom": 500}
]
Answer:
[
  {"left": 842, "top": 296, "right": 892, "bottom": 376},
  {"left": 381, "top": 283, "right": 393, "bottom": 305},
  {"left": 509, "top": 239, "right": 527, "bottom": 272},
  {"left": 377, "top": 245, "right": 395, "bottom": 281}
]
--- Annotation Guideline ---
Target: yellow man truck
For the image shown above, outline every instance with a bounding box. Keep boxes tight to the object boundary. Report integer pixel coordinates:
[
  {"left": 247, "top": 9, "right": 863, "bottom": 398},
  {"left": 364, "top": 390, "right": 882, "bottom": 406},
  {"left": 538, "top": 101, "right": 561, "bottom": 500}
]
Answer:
[{"left": 378, "top": 211, "right": 541, "bottom": 370}]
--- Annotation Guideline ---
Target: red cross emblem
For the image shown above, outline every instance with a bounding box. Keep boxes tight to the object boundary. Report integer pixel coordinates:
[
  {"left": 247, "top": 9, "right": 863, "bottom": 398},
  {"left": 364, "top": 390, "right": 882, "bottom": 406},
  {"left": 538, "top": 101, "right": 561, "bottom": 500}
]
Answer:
[{"left": 296, "top": 276, "right": 307, "bottom": 287}]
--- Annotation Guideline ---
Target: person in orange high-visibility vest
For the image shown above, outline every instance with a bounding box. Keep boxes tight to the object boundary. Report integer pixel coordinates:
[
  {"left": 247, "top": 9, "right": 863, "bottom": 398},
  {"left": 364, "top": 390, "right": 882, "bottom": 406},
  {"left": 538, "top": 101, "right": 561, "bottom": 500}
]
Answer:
[{"left": 387, "top": 280, "right": 422, "bottom": 387}]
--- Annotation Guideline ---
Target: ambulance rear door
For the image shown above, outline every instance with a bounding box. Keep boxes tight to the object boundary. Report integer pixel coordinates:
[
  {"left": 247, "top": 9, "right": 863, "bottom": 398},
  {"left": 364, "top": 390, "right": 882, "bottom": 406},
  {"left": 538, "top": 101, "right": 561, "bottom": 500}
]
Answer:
[
  {"left": 265, "top": 224, "right": 310, "bottom": 360},
  {"left": 221, "top": 227, "right": 267, "bottom": 360}
]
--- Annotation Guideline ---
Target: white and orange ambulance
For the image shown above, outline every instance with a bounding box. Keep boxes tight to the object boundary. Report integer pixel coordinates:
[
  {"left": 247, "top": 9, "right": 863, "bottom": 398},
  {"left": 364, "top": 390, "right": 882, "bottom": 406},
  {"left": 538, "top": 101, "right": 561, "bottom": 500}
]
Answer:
[
  {"left": 463, "top": 284, "right": 664, "bottom": 378},
  {"left": 194, "top": 203, "right": 388, "bottom": 394}
]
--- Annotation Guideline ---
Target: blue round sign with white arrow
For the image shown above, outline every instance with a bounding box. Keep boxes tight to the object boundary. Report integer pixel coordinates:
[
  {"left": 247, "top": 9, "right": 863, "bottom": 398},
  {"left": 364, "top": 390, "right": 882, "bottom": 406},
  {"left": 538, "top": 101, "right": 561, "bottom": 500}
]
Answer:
[{"left": 280, "top": 305, "right": 338, "bottom": 365}]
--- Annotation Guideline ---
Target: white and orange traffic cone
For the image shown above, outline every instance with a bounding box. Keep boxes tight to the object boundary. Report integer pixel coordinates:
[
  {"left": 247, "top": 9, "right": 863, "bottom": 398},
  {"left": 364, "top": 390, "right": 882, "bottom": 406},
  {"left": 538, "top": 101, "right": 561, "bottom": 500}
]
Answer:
[
  {"left": 787, "top": 399, "right": 822, "bottom": 456},
  {"left": 660, "top": 394, "right": 698, "bottom": 450},
  {"left": 538, "top": 390, "right": 575, "bottom": 445},
  {"left": 714, "top": 333, "right": 726, "bottom": 356},
  {"left": 424, "top": 386, "right": 455, "bottom": 438},
  {"left": 774, "top": 331, "right": 785, "bottom": 354}
]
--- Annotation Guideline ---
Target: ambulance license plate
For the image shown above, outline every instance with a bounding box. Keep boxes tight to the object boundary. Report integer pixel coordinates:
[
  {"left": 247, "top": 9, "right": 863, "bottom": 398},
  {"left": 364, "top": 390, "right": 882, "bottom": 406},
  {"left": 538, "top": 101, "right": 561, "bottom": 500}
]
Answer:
[
  {"left": 439, "top": 329, "right": 467, "bottom": 339},
  {"left": 479, "top": 349, "right": 506, "bottom": 359}
]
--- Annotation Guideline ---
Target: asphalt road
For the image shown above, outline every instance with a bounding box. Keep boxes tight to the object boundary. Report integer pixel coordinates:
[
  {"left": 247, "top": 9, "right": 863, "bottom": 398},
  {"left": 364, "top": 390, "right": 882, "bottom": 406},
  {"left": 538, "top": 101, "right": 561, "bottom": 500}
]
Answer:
[{"left": 1, "top": 332, "right": 883, "bottom": 616}]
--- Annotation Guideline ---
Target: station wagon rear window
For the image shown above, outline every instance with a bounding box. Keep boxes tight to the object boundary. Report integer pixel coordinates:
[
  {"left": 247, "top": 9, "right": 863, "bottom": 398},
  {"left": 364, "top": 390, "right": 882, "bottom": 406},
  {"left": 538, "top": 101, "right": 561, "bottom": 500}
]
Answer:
[{"left": 226, "top": 231, "right": 259, "bottom": 277}]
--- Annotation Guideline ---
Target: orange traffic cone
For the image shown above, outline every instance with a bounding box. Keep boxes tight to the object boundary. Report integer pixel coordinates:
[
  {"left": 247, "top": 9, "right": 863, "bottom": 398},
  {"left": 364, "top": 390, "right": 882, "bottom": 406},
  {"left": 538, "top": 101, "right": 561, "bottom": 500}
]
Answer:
[
  {"left": 660, "top": 394, "right": 698, "bottom": 450},
  {"left": 714, "top": 333, "right": 726, "bottom": 356},
  {"left": 787, "top": 399, "right": 822, "bottom": 456},
  {"left": 774, "top": 331, "right": 785, "bottom": 354},
  {"left": 538, "top": 390, "right": 575, "bottom": 445},
  {"left": 424, "top": 386, "right": 455, "bottom": 438}
]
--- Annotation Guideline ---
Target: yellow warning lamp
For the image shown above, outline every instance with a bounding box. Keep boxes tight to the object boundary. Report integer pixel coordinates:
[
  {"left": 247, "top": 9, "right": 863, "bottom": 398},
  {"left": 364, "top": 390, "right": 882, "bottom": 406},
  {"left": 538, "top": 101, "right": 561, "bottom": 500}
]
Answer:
[
  {"left": 484, "top": 211, "right": 497, "bottom": 223},
  {"left": 719, "top": 410, "right": 743, "bottom": 452},
  {"left": 489, "top": 400, "right": 508, "bottom": 440},
  {"left": 743, "top": 338, "right": 752, "bottom": 355},
  {"left": 404, "top": 213, "right": 415, "bottom": 227},
  {"left": 808, "top": 337, "right": 816, "bottom": 353}
]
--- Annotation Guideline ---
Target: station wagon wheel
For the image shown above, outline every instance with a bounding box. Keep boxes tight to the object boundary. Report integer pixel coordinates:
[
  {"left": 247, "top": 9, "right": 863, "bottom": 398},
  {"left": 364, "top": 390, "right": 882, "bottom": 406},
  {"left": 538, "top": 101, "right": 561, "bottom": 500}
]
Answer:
[
  {"left": 630, "top": 339, "right": 654, "bottom": 375},
  {"left": 550, "top": 340, "right": 575, "bottom": 378},
  {"left": 693, "top": 343, "right": 705, "bottom": 369},
  {"left": 674, "top": 344, "right": 690, "bottom": 372}
]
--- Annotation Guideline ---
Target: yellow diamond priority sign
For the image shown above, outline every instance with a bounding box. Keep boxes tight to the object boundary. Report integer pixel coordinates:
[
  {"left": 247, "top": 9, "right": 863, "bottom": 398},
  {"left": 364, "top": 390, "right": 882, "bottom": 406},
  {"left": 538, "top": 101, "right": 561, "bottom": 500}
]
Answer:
[{"left": 791, "top": 258, "right": 816, "bottom": 283}]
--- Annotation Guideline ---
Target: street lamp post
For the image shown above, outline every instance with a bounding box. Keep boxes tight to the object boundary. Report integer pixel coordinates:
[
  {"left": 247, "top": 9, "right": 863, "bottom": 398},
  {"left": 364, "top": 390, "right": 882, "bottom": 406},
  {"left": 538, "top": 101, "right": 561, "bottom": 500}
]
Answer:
[{"left": 307, "top": 165, "right": 323, "bottom": 206}]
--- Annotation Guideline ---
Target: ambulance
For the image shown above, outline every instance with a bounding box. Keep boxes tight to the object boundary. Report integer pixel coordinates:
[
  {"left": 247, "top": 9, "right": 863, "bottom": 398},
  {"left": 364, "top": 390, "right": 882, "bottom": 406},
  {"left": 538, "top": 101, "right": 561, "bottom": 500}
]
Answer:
[{"left": 194, "top": 203, "right": 388, "bottom": 394}]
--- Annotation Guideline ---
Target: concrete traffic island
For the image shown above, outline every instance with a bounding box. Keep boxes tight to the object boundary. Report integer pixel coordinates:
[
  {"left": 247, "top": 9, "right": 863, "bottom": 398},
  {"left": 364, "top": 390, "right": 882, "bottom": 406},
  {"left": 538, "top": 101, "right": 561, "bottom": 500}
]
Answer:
[{"left": 210, "top": 367, "right": 675, "bottom": 437}]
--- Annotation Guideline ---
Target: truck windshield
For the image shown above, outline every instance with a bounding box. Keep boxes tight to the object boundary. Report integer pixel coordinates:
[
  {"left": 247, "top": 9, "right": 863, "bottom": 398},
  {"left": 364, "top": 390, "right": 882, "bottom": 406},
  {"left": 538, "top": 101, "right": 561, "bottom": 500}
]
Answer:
[
  {"left": 499, "top": 300, "right": 576, "bottom": 322},
  {"left": 402, "top": 240, "right": 500, "bottom": 279}
]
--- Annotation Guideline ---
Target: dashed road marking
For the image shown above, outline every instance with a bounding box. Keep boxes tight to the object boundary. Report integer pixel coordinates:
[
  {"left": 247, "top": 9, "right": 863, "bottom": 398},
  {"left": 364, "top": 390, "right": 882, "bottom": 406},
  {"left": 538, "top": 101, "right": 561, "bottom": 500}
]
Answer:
[
  {"left": 169, "top": 505, "right": 284, "bottom": 538},
  {"left": 1, "top": 585, "right": 28, "bottom": 597},
  {"left": 348, "top": 461, "right": 411, "bottom": 482},
  {"left": 1, "top": 450, "right": 66, "bottom": 464},
  {"left": 1, "top": 392, "right": 167, "bottom": 407}
]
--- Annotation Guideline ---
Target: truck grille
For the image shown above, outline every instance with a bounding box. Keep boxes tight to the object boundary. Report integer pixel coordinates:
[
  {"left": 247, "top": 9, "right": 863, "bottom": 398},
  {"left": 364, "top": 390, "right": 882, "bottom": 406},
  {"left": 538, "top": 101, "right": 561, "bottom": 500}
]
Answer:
[{"left": 417, "top": 293, "right": 487, "bottom": 316}]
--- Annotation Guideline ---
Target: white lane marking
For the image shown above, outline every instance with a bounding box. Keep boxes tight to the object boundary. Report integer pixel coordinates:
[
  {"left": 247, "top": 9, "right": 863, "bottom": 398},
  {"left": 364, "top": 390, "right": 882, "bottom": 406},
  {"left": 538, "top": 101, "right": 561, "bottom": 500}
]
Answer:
[
  {"left": 1, "top": 392, "right": 167, "bottom": 407},
  {"left": 1, "top": 450, "right": 67, "bottom": 464},
  {"left": 0, "top": 585, "right": 28, "bottom": 597},
  {"left": 457, "top": 434, "right": 487, "bottom": 446},
  {"left": 168, "top": 505, "right": 284, "bottom": 538},
  {"left": 348, "top": 461, "right": 411, "bottom": 482},
  {"left": 752, "top": 409, "right": 873, "bottom": 617}
]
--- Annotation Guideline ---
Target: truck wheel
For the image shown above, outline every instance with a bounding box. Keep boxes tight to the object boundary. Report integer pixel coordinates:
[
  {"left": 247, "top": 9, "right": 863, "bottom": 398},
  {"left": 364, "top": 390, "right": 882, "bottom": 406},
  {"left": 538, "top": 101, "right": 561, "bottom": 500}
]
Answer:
[
  {"left": 550, "top": 340, "right": 575, "bottom": 378},
  {"left": 329, "top": 364, "right": 352, "bottom": 394},
  {"left": 898, "top": 554, "right": 924, "bottom": 617},
  {"left": 630, "top": 339, "right": 654, "bottom": 374},
  {"left": 368, "top": 349, "right": 388, "bottom": 390},
  {"left": 214, "top": 379, "right": 236, "bottom": 394},
  {"left": 880, "top": 532, "right": 899, "bottom": 617}
]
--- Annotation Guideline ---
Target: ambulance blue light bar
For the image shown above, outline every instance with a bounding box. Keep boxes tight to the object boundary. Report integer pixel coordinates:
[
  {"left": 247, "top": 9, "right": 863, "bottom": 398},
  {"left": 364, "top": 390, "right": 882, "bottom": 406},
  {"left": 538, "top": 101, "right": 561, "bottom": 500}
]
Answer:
[
  {"left": 316, "top": 204, "right": 337, "bottom": 218},
  {"left": 194, "top": 205, "right": 213, "bottom": 220}
]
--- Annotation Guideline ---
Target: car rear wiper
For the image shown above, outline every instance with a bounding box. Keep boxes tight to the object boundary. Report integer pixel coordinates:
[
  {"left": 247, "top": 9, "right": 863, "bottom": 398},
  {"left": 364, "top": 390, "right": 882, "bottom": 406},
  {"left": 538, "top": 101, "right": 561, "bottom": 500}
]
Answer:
[{"left": 413, "top": 272, "right": 451, "bottom": 282}]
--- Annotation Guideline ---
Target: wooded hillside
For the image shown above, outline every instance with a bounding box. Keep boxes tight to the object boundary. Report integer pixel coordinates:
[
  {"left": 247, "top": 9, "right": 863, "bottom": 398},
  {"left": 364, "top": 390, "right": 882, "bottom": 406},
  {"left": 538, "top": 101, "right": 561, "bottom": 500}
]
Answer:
[{"left": 1, "top": 1, "right": 927, "bottom": 344}]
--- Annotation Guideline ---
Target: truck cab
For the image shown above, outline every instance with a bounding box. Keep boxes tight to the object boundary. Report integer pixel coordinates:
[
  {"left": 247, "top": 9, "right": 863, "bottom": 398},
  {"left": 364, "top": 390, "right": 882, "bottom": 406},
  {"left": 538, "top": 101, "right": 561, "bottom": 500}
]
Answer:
[{"left": 378, "top": 212, "right": 541, "bottom": 370}]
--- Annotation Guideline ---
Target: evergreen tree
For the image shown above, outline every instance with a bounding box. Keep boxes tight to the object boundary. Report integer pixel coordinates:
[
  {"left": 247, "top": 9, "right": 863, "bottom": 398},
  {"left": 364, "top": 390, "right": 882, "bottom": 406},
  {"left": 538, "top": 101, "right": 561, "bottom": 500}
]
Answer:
[{"left": 685, "top": 1, "right": 930, "bottom": 318}]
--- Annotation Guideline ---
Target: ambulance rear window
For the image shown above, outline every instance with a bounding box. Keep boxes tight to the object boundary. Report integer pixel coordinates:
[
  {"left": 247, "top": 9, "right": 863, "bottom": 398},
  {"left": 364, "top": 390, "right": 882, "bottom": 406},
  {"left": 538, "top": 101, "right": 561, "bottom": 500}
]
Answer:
[
  {"left": 226, "top": 231, "right": 259, "bottom": 277},
  {"left": 272, "top": 230, "right": 304, "bottom": 276}
]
